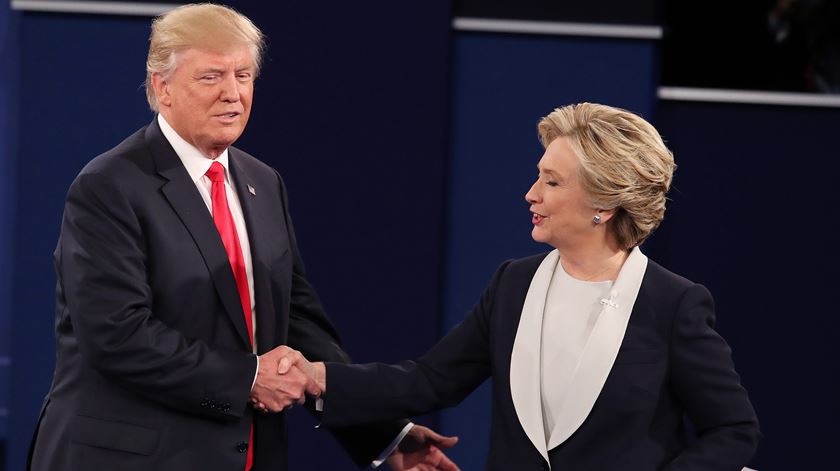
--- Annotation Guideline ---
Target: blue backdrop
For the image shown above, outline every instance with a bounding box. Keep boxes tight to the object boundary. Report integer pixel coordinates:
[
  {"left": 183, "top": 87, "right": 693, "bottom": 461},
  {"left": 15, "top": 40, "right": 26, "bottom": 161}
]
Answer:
[{"left": 3, "top": 2, "right": 839, "bottom": 471}]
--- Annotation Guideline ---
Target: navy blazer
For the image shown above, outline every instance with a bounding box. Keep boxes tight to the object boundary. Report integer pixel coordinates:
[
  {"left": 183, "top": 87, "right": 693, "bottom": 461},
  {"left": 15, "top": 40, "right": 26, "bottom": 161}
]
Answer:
[
  {"left": 324, "top": 253, "right": 761, "bottom": 470},
  {"left": 28, "top": 119, "right": 404, "bottom": 471}
]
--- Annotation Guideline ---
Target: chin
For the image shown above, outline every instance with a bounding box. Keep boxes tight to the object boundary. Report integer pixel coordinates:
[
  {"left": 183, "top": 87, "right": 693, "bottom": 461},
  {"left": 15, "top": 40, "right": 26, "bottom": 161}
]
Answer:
[
  {"left": 212, "top": 133, "right": 241, "bottom": 148},
  {"left": 531, "top": 228, "right": 550, "bottom": 244}
]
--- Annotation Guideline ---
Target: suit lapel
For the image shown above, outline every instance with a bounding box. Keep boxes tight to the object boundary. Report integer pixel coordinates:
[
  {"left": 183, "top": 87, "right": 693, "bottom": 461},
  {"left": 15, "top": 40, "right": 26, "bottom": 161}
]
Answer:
[
  {"left": 228, "top": 149, "right": 276, "bottom": 354},
  {"left": 509, "top": 250, "right": 559, "bottom": 465},
  {"left": 546, "top": 246, "right": 648, "bottom": 448},
  {"left": 145, "top": 121, "right": 252, "bottom": 350}
]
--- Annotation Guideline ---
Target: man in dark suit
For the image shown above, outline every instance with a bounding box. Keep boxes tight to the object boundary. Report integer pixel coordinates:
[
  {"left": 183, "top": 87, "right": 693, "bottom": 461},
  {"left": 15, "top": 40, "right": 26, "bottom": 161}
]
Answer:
[{"left": 27, "top": 4, "right": 457, "bottom": 471}]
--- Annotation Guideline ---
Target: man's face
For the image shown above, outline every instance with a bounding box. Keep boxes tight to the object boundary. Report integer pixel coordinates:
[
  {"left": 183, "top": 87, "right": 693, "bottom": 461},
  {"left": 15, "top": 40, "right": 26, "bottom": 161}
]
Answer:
[{"left": 154, "top": 46, "right": 255, "bottom": 158}]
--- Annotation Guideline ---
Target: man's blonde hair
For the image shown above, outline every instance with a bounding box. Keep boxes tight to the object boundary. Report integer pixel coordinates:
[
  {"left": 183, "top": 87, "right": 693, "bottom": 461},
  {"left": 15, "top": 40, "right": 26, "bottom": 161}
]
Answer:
[
  {"left": 538, "top": 103, "right": 676, "bottom": 250},
  {"left": 145, "top": 3, "right": 265, "bottom": 111}
]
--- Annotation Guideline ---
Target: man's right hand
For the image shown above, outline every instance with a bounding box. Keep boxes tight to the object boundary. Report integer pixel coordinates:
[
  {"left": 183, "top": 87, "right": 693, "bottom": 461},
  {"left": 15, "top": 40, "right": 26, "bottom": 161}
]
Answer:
[{"left": 250, "top": 346, "right": 321, "bottom": 413}]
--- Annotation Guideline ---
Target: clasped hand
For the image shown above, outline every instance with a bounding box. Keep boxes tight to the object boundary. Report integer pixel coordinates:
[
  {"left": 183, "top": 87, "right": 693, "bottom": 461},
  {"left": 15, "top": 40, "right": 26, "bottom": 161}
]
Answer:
[
  {"left": 255, "top": 347, "right": 461, "bottom": 470},
  {"left": 250, "top": 345, "right": 322, "bottom": 413}
]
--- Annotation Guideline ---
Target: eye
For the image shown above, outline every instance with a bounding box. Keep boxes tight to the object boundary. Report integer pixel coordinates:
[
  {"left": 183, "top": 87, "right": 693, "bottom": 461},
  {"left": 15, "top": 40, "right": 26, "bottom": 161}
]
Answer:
[
  {"left": 199, "top": 74, "right": 220, "bottom": 83},
  {"left": 546, "top": 180, "right": 559, "bottom": 187},
  {"left": 236, "top": 72, "right": 253, "bottom": 81}
]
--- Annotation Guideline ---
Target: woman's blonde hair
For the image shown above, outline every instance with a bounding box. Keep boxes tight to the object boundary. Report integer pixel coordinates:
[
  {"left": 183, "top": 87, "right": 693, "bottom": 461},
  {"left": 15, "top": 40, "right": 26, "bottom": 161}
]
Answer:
[
  {"left": 145, "top": 3, "right": 265, "bottom": 111},
  {"left": 538, "top": 103, "right": 676, "bottom": 250}
]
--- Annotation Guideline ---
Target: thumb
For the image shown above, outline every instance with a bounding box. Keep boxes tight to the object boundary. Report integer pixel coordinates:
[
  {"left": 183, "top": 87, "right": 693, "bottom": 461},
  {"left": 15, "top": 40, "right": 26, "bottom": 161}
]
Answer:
[
  {"left": 417, "top": 426, "right": 459, "bottom": 448},
  {"left": 431, "top": 434, "right": 459, "bottom": 449}
]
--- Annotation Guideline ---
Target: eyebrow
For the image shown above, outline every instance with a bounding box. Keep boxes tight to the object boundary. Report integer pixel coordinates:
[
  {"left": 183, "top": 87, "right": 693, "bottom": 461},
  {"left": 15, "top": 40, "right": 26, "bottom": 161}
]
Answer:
[
  {"left": 537, "top": 165, "right": 559, "bottom": 176},
  {"left": 196, "top": 68, "right": 225, "bottom": 75}
]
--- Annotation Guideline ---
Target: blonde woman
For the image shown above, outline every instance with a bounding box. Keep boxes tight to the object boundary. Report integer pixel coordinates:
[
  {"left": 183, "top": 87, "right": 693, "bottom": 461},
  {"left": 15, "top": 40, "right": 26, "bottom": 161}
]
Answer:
[{"left": 281, "top": 103, "right": 760, "bottom": 470}]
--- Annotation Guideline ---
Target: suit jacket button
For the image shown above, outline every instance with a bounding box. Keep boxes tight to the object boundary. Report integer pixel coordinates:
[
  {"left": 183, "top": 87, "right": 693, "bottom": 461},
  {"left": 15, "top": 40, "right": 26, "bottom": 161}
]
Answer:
[{"left": 236, "top": 442, "right": 249, "bottom": 453}]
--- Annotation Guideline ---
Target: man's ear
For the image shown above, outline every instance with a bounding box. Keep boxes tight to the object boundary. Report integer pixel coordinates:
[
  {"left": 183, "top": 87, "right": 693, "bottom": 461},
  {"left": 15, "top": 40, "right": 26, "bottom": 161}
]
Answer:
[{"left": 151, "top": 73, "right": 171, "bottom": 108}]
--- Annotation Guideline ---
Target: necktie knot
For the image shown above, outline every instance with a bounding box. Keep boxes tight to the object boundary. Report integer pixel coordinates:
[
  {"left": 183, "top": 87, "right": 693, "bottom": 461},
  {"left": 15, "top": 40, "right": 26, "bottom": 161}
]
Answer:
[{"left": 205, "top": 161, "right": 225, "bottom": 183}]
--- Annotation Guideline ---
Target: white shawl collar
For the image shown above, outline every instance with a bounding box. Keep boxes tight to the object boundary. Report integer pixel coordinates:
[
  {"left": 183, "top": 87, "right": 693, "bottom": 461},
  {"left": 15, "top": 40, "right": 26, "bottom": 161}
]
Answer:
[{"left": 509, "top": 247, "right": 648, "bottom": 464}]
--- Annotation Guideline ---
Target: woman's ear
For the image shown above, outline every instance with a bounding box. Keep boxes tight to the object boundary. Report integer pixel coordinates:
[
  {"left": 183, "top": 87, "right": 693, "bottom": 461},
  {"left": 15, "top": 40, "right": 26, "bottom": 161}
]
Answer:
[{"left": 594, "top": 208, "right": 617, "bottom": 225}]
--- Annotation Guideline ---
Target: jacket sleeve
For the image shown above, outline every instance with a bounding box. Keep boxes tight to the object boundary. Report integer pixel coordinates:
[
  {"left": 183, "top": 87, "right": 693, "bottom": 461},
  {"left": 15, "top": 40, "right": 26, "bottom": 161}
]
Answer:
[
  {"left": 320, "top": 260, "right": 510, "bottom": 427},
  {"left": 664, "top": 283, "right": 761, "bottom": 471},
  {"left": 62, "top": 171, "right": 256, "bottom": 422}
]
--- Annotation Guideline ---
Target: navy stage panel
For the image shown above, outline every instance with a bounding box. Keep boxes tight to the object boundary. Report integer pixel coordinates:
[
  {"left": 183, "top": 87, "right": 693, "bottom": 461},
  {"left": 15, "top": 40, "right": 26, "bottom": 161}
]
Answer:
[{"left": 654, "top": 100, "right": 840, "bottom": 470}]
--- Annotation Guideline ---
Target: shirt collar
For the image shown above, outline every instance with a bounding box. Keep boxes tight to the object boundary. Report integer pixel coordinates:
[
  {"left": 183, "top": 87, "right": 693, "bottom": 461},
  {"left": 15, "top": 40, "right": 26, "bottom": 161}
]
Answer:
[{"left": 157, "top": 113, "right": 230, "bottom": 184}]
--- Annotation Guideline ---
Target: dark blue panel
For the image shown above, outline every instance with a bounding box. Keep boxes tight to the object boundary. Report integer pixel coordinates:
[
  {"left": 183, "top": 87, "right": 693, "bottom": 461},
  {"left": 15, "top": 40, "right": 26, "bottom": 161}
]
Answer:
[
  {"left": 8, "top": 12, "right": 153, "bottom": 471},
  {"left": 0, "top": 0, "right": 20, "bottom": 446},
  {"left": 234, "top": 2, "right": 452, "bottom": 469},
  {"left": 652, "top": 101, "right": 840, "bottom": 470},
  {"left": 442, "top": 32, "right": 658, "bottom": 467}
]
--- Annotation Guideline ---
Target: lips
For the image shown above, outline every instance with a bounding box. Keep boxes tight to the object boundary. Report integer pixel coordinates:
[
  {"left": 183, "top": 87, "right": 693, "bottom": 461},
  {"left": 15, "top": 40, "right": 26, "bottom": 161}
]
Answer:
[
  {"left": 531, "top": 211, "right": 546, "bottom": 225},
  {"left": 214, "top": 111, "right": 241, "bottom": 124}
]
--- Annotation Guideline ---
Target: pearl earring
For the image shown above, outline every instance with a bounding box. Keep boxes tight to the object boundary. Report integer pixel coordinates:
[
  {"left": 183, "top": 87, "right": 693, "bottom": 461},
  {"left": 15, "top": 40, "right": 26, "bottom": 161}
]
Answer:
[{"left": 593, "top": 214, "right": 602, "bottom": 224}]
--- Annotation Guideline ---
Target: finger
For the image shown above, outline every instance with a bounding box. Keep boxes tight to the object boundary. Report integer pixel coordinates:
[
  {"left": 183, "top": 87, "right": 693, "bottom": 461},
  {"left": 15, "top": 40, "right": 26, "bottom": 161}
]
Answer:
[
  {"left": 436, "top": 450, "right": 460, "bottom": 471},
  {"left": 304, "top": 377, "right": 321, "bottom": 397},
  {"left": 277, "top": 356, "right": 291, "bottom": 375}
]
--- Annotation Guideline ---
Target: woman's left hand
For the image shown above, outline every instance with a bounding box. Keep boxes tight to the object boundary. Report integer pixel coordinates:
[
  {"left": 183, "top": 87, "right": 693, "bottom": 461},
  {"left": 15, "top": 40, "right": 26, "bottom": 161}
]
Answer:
[{"left": 386, "top": 424, "right": 460, "bottom": 471}]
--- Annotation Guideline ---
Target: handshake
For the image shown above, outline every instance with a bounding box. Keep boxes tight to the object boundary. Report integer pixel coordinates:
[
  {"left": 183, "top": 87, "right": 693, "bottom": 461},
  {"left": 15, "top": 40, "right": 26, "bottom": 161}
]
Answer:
[
  {"left": 250, "top": 346, "right": 325, "bottom": 413},
  {"left": 248, "top": 347, "right": 462, "bottom": 470}
]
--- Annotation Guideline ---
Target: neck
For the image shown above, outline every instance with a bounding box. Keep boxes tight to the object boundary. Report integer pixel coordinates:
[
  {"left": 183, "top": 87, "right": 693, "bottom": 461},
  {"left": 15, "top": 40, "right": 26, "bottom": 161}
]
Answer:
[
  {"left": 158, "top": 110, "right": 225, "bottom": 159},
  {"left": 557, "top": 237, "right": 629, "bottom": 282}
]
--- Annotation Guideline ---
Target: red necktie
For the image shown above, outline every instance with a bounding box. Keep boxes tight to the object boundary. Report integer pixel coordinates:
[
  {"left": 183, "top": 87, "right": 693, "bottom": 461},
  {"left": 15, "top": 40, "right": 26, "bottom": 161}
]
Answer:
[{"left": 205, "top": 161, "right": 254, "bottom": 470}]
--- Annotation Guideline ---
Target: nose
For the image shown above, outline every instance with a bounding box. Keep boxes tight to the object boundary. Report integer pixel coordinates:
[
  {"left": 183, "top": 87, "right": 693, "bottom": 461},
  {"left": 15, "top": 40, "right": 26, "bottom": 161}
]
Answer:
[
  {"left": 219, "top": 73, "right": 240, "bottom": 103},
  {"left": 525, "top": 179, "right": 540, "bottom": 204}
]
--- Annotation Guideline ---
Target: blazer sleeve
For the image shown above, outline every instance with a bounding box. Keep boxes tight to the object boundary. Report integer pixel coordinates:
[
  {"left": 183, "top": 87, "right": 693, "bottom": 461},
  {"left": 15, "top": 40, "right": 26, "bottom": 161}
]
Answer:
[
  {"left": 664, "top": 283, "right": 761, "bottom": 471},
  {"left": 320, "top": 260, "right": 510, "bottom": 427},
  {"left": 274, "top": 171, "right": 408, "bottom": 467},
  {"left": 62, "top": 172, "right": 256, "bottom": 422}
]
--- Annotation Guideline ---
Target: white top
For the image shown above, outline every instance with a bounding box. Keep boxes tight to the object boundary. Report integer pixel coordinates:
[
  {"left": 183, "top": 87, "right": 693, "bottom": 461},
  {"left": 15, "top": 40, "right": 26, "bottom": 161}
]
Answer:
[{"left": 540, "top": 263, "right": 613, "bottom": 443}]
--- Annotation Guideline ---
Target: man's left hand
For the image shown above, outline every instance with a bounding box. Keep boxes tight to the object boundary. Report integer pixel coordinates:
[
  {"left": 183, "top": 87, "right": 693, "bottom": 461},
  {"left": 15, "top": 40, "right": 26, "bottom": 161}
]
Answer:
[{"left": 386, "top": 424, "right": 460, "bottom": 471}]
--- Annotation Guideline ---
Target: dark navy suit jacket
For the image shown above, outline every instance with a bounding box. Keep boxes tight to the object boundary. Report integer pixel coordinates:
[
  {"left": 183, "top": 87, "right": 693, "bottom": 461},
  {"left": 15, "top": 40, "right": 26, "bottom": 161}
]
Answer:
[
  {"left": 324, "top": 253, "right": 760, "bottom": 471},
  {"left": 28, "top": 118, "right": 403, "bottom": 471}
]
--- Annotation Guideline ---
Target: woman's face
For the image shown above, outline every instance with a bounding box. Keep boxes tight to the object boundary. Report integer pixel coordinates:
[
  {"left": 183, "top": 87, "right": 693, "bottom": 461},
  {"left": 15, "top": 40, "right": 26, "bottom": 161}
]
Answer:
[{"left": 525, "top": 137, "right": 598, "bottom": 249}]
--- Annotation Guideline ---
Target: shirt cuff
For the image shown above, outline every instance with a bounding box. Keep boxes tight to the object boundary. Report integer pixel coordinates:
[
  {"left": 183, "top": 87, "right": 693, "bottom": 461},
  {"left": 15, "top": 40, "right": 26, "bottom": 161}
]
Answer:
[
  {"left": 370, "top": 422, "right": 415, "bottom": 469},
  {"left": 250, "top": 355, "right": 259, "bottom": 392}
]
